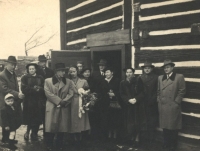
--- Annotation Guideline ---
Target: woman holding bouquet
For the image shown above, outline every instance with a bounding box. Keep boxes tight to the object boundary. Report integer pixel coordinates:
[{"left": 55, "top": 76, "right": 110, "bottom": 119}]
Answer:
[
  {"left": 21, "top": 63, "right": 46, "bottom": 140},
  {"left": 98, "top": 67, "right": 122, "bottom": 141},
  {"left": 69, "top": 66, "right": 90, "bottom": 142}
]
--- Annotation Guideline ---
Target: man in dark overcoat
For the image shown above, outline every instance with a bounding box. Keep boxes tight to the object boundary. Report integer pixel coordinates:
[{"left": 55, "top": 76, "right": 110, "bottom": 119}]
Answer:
[
  {"left": 136, "top": 61, "right": 158, "bottom": 143},
  {"left": 36, "top": 55, "right": 54, "bottom": 79},
  {"left": 36, "top": 55, "right": 54, "bottom": 137},
  {"left": 157, "top": 59, "right": 186, "bottom": 151},
  {"left": 90, "top": 59, "right": 107, "bottom": 138},
  {"left": 0, "top": 56, "right": 24, "bottom": 143}
]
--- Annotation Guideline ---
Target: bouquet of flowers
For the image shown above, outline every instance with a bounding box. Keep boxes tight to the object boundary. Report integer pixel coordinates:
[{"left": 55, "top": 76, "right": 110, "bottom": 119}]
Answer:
[{"left": 78, "top": 88, "right": 98, "bottom": 118}]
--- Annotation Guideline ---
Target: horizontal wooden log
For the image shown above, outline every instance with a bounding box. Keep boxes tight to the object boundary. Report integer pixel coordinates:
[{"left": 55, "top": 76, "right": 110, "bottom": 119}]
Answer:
[
  {"left": 135, "top": 67, "right": 200, "bottom": 79},
  {"left": 182, "top": 114, "right": 200, "bottom": 127},
  {"left": 87, "top": 29, "right": 130, "bottom": 47},
  {"left": 67, "top": 0, "right": 122, "bottom": 20},
  {"left": 140, "top": 34, "right": 200, "bottom": 47},
  {"left": 141, "top": 1, "right": 200, "bottom": 17},
  {"left": 135, "top": 50, "right": 200, "bottom": 63},
  {"left": 134, "top": 0, "right": 162, "bottom": 4},
  {"left": 66, "top": 0, "right": 86, "bottom": 9},
  {"left": 66, "top": 19, "right": 122, "bottom": 42},
  {"left": 66, "top": 42, "right": 86, "bottom": 50},
  {"left": 138, "top": 13, "right": 200, "bottom": 31},
  {"left": 181, "top": 125, "right": 200, "bottom": 137},
  {"left": 182, "top": 101, "right": 200, "bottom": 114},
  {"left": 67, "top": 6, "right": 122, "bottom": 30},
  {"left": 185, "top": 82, "right": 200, "bottom": 99}
]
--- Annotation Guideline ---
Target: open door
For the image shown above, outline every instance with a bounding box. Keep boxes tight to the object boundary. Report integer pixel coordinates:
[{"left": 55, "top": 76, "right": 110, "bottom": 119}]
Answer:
[
  {"left": 51, "top": 50, "right": 91, "bottom": 70},
  {"left": 91, "top": 45, "right": 126, "bottom": 80}
]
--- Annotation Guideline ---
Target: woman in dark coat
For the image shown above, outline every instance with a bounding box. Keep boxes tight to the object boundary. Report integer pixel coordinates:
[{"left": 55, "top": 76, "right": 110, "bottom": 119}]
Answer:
[
  {"left": 21, "top": 63, "right": 45, "bottom": 140},
  {"left": 119, "top": 67, "right": 141, "bottom": 146},
  {"left": 137, "top": 62, "right": 158, "bottom": 142},
  {"left": 98, "top": 67, "right": 122, "bottom": 140}
]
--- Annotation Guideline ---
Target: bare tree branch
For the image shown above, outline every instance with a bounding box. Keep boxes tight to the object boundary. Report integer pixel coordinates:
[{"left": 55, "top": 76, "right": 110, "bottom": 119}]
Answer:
[
  {"left": 25, "top": 33, "right": 56, "bottom": 53},
  {"left": 25, "top": 26, "right": 44, "bottom": 44}
]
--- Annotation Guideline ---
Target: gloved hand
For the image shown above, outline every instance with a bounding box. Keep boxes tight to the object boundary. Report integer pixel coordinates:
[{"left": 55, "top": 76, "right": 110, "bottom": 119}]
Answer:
[{"left": 59, "top": 100, "right": 66, "bottom": 107}]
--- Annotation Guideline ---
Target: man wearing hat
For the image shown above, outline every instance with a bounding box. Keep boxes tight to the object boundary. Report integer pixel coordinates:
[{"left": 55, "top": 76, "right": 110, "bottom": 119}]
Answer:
[
  {"left": 157, "top": 59, "right": 185, "bottom": 151},
  {"left": 0, "top": 56, "right": 24, "bottom": 143},
  {"left": 36, "top": 55, "right": 54, "bottom": 79},
  {"left": 36, "top": 55, "right": 54, "bottom": 137},
  {"left": 135, "top": 61, "right": 158, "bottom": 145},
  {"left": 44, "top": 63, "right": 74, "bottom": 150}
]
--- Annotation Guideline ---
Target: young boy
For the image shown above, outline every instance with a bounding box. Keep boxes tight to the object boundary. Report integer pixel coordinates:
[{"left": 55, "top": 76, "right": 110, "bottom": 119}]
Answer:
[{"left": 1, "top": 93, "right": 21, "bottom": 149}]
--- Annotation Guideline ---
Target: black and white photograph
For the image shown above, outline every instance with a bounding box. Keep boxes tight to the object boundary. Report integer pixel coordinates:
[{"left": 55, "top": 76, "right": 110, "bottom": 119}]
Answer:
[{"left": 0, "top": 0, "right": 200, "bottom": 151}]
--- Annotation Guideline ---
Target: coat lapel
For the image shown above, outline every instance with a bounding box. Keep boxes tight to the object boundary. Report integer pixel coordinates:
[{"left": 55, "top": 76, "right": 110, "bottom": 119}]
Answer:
[{"left": 161, "top": 72, "right": 176, "bottom": 89}]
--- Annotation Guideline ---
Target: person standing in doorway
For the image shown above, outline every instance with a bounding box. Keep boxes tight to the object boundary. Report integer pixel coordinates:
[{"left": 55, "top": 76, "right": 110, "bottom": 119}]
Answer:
[
  {"left": 0, "top": 56, "right": 24, "bottom": 144},
  {"left": 158, "top": 59, "right": 186, "bottom": 151}
]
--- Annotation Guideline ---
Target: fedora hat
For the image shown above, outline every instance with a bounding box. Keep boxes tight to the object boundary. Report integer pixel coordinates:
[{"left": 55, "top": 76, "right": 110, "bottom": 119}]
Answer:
[
  {"left": 55, "top": 63, "right": 66, "bottom": 71},
  {"left": 38, "top": 55, "right": 47, "bottom": 62},
  {"left": 141, "top": 61, "right": 154, "bottom": 68},
  {"left": 26, "top": 63, "right": 38, "bottom": 70},
  {"left": 123, "top": 67, "right": 135, "bottom": 73},
  {"left": 77, "top": 61, "right": 84, "bottom": 65},
  {"left": 161, "top": 59, "right": 175, "bottom": 68},
  {"left": 5, "top": 56, "right": 17, "bottom": 64},
  {"left": 97, "top": 59, "right": 107, "bottom": 66}
]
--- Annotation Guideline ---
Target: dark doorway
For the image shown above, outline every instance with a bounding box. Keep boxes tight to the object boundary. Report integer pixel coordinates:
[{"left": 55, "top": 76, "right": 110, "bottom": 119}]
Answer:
[
  {"left": 93, "top": 50, "right": 121, "bottom": 79},
  {"left": 91, "top": 45, "right": 126, "bottom": 80}
]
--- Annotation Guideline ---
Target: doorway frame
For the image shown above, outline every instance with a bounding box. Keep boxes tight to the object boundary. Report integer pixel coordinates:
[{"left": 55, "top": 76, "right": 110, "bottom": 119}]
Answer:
[{"left": 90, "top": 45, "right": 125, "bottom": 79}]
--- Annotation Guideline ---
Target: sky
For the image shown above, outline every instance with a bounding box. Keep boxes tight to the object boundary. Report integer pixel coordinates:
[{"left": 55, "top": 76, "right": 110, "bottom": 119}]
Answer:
[{"left": 0, "top": 0, "right": 60, "bottom": 59}]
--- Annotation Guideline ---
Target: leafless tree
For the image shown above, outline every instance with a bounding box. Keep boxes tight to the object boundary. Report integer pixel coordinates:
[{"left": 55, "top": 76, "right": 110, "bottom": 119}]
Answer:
[{"left": 25, "top": 26, "right": 56, "bottom": 56}]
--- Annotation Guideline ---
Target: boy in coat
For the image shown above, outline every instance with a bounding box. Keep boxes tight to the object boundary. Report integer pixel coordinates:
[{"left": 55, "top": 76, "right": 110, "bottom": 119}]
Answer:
[
  {"left": 1, "top": 93, "right": 21, "bottom": 150},
  {"left": 157, "top": 60, "right": 186, "bottom": 151}
]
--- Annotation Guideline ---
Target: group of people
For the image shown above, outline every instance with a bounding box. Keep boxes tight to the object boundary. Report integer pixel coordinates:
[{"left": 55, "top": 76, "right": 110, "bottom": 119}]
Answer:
[{"left": 0, "top": 55, "right": 185, "bottom": 151}]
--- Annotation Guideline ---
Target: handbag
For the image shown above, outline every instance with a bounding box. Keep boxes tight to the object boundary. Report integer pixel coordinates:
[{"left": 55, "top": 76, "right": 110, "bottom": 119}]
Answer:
[{"left": 109, "top": 100, "right": 121, "bottom": 109}]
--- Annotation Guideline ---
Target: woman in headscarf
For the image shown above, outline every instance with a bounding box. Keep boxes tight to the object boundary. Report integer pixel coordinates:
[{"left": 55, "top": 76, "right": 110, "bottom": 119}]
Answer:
[{"left": 21, "top": 63, "right": 45, "bottom": 140}]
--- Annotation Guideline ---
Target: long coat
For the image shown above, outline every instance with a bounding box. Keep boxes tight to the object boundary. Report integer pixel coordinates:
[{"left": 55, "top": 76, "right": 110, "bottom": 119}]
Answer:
[
  {"left": 44, "top": 76, "right": 74, "bottom": 132},
  {"left": 21, "top": 74, "right": 45, "bottom": 125},
  {"left": 0, "top": 69, "right": 22, "bottom": 126},
  {"left": 92, "top": 71, "right": 105, "bottom": 93},
  {"left": 120, "top": 77, "right": 139, "bottom": 135},
  {"left": 137, "top": 73, "right": 158, "bottom": 130},
  {"left": 98, "top": 77, "right": 122, "bottom": 130},
  {"left": 70, "top": 78, "right": 90, "bottom": 133},
  {"left": 157, "top": 73, "right": 186, "bottom": 130},
  {"left": 1, "top": 104, "right": 21, "bottom": 131}
]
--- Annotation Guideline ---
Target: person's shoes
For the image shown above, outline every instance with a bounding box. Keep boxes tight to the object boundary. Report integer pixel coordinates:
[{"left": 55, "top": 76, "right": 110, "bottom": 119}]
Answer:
[
  {"left": 24, "top": 132, "right": 29, "bottom": 140},
  {"left": 31, "top": 133, "right": 38, "bottom": 141},
  {"left": 162, "top": 144, "right": 169, "bottom": 149},
  {"left": 8, "top": 139, "right": 18, "bottom": 150}
]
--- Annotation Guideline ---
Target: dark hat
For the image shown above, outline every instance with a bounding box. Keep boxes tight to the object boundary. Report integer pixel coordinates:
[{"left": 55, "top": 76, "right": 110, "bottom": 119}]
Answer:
[
  {"left": 26, "top": 63, "right": 38, "bottom": 70},
  {"left": 80, "top": 68, "right": 91, "bottom": 75},
  {"left": 123, "top": 67, "right": 135, "bottom": 73},
  {"left": 140, "top": 61, "right": 155, "bottom": 68},
  {"left": 77, "top": 61, "right": 84, "bottom": 65},
  {"left": 38, "top": 55, "right": 47, "bottom": 62},
  {"left": 161, "top": 59, "right": 175, "bottom": 68},
  {"left": 55, "top": 63, "right": 66, "bottom": 71},
  {"left": 104, "top": 67, "right": 114, "bottom": 72},
  {"left": 97, "top": 59, "right": 107, "bottom": 66},
  {"left": 5, "top": 56, "right": 17, "bottom": 64}
]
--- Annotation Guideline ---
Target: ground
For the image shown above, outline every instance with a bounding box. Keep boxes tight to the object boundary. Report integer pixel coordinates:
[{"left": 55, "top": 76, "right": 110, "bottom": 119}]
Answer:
[{"left": 0, "top": 126, "right": 199, "bottom": 151}]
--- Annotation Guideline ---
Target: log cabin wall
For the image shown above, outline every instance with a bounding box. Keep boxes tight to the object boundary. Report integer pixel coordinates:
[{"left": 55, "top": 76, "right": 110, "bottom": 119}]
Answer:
[
  {"left": 60, "top": 0, "right": 132, "bottom": 50},
  {"left": 133, "top": 0, "right": 200, "bottom": 147}
]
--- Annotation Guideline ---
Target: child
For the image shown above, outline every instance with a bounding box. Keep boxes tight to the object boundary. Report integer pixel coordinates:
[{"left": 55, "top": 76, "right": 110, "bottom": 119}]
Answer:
[{"left": 1, "top": 93, "right": 21, "bottom": 149}]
